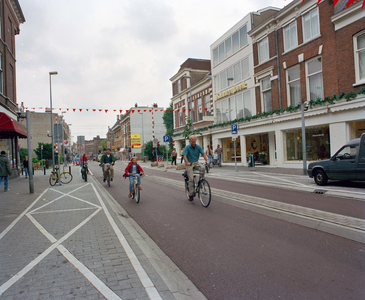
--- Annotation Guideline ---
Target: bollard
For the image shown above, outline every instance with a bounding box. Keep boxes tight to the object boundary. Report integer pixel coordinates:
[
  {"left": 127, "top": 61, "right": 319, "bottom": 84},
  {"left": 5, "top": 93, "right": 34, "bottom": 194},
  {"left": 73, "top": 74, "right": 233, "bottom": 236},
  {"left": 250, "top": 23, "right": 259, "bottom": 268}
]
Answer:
[
  {"left": 69, "top": 166, "right": 71, "bottom": 175},
  {"left": 32, "top": 167, "right": 35, "bottom": 175},
  {"left": 44, "top": 167, "right": 46, "bottom": 175}
]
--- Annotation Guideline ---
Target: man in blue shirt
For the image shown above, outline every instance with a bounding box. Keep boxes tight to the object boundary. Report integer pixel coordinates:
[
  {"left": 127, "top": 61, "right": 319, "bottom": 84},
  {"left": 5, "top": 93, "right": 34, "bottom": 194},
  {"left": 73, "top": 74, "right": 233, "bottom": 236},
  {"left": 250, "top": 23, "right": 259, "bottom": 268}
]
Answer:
[{"left": 182, "top": 135, "right": 208, "bottom": 201}]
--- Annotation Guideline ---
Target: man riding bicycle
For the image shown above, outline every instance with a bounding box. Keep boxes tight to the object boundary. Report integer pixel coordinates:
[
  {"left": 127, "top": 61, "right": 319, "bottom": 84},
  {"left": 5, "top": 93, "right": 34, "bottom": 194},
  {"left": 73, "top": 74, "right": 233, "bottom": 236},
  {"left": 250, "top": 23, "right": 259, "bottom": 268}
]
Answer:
[
  {"left": 101, "top": 148, "right": 115, "bottom": 182},
  {"left": 182, "top": 135, "right": 208, "bottom": 201}
]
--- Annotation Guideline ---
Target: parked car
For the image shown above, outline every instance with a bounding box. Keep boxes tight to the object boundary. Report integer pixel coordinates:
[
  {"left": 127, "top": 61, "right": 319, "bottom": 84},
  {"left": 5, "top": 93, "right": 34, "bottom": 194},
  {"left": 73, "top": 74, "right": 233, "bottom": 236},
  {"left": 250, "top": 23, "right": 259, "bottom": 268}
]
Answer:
[{"left": 307, "top": 133, "right": 365, "bottom": 185}]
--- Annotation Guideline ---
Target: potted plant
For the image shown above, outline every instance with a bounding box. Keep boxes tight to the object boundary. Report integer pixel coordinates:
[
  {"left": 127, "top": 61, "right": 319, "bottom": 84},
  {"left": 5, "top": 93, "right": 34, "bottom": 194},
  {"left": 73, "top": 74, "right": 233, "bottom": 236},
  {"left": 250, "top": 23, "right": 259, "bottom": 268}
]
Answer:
[{"left": 259, "top": 152, "right": 267, "bottom": 164}]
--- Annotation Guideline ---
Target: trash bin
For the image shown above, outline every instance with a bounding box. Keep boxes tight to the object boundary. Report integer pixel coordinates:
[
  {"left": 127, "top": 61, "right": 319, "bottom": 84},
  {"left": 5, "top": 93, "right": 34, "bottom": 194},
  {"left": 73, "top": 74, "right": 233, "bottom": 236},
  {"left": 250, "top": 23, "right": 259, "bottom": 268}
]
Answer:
[{"left": 247, "top": 154, "right": 255, "bottom": 168}]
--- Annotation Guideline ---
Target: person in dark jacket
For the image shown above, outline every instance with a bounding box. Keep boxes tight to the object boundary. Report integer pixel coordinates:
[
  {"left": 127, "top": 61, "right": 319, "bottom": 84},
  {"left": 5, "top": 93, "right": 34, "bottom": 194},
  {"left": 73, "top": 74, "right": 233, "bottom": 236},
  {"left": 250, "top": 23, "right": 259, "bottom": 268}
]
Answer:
[
  {"left": 23, "top": 156, "right": 29, "bottom": 179},
  {"left": 123, "top": 157, "right": 143, "bottom": 198},
  {"left": 100, "top": 148, "right": 115, "bottom": 182},
  {"left": 0, "top": 151, "right": 12, "bottom": 192}
]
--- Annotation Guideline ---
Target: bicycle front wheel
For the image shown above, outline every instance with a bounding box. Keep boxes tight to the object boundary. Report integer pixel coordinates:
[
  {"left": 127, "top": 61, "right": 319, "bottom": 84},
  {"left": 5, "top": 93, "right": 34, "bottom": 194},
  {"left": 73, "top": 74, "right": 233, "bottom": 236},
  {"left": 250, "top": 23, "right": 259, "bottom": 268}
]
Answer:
[
  {"left": 49, "top": 172, "right": 57, "bottom": 186},
  {"left": 198, "top": 179, "right": 211, "bottom": 207},
  {"left": 60, "top": 172, "right": 73, "bottom": 184},
  {"left": 135, "top": 184, "right": 140, "bottom": 203},
  {"left": 185, "top": 180, "right": 190, "bottom": 201},
  {"left": 107, "top": 172, "right": 110, "bottom": 187}
]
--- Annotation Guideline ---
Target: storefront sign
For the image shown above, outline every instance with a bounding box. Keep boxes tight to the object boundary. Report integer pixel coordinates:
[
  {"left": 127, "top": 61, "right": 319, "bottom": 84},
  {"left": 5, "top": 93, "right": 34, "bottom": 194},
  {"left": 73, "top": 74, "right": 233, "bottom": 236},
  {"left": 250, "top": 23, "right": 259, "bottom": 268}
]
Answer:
[
  {"left": 131, "top": 134, "right": 141, "bottom": 148},
  {"left": 215, "top": 82, "right": 247, "bottom": 100},
  {"left": 203, "top": 116, "right": 214, "bottom": 121}
]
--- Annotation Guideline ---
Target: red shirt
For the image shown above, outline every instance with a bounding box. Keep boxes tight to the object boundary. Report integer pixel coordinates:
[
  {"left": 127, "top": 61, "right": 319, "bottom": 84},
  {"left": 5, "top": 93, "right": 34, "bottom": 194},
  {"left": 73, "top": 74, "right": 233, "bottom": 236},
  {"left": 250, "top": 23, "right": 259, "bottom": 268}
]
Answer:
[
  {"left": 80, "top": 155, "right": 88, "bottom": 166},
  {"left": 123, "top": 162, "right": 143, "bottom": 178}
]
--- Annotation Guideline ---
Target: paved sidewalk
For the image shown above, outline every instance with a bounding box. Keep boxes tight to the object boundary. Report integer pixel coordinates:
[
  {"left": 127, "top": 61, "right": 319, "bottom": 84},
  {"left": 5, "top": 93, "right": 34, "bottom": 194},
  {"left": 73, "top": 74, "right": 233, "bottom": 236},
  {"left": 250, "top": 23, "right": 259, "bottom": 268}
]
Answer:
[{"left": 0, "top": 167, "right": 206, "bottom": 300}]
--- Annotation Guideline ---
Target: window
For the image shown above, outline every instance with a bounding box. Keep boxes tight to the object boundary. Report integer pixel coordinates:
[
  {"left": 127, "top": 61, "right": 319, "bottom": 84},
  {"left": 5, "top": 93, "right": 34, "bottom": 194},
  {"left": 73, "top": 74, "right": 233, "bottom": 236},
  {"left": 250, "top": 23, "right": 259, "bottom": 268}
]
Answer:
[
  {"left": 197, "top": 98, "right": 202, "bottom": 121},
  {"left": 179, "top": 107, "right": 184, "bottom": 127},
  {"left": 213, "top": 47, "right": 219, "bottom": 66},
  {"left": 303, "top": 8, "right": 319, "bottom": 42},
  {"left": 307, "top": 57, "right": 323, "bottom": 101},
  {"left": 262, "top": 77, "right": 272, "bottom": 112},
  {"left": 189, "top": 101, "right": 195, "bottom": 123},
  {"left": 229, "top": 97, "right": 235, "bottom": 121},
  {"left": 214, "top": 75, "right": 220, "bottom": 93},
  {"left": 234, "top": 62, "right": 241, "bottom": 84},
  {"left": 354, "top": 32, "right": 365, "bottom": 84},
  {"left": 216, "top": 101, "right": 222, "bottom": 123},
  {"left": 225, "top": 37, "right": 232, "bottom": 57},
  {"left": 220, "top": 71, "right": 227, "bottom": 90},
  {"left": 287, "top": 65, "right": 301, "bottom": 106},
  {"left": 221, "top": 99, "right": 229, "bottom": 122},
  {"left": 227, "top": 67, "right": 234, "bottom": 87},
  {"left": 235, "top": 93, "right": 243, "bottom": 119},
  {"left": 204, "top": 95, "right": 211, "bottom": 116},
  {"left": 243, "top": 90, "right": 252, "bottom": 117},
  {"left": 258, "top": 37, "right": 269, "bottom": 63},
  {"left": 284, "top": 21, "right": 298, "bottom": 51},
  {"left": 219, "top": 42, "right": 225, "bottom": 62},
  {"left": 177, "top": 79, "right": 181, "bottom": 94},
  {"left": 240, "top": 25, "right": 248, "bottom": 48},
  {"left": 242, "top": 58, "right": 249, "bottom": 79},
  {"left": 232, "top": 31, "right": 239, "bottom": 53}
]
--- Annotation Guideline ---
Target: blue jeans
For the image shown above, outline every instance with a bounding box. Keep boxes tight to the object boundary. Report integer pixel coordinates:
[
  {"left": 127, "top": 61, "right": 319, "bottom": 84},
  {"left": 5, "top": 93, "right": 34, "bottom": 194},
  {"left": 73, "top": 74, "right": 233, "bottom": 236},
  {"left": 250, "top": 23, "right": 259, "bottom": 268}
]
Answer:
[
  {"left": 0, "top": 176, "right": 9, "bottom": 190},
  {"left": 25, "top": 167, "right": 28, "bottom": 177},
  {"left": 208, "top": 155, "right": 212, "bottom": 167},
  {"left": 218, "top": 154, "right": 222, "bottom": 166},
  {"left": 129, "top": 174, "right": 141, "bottom": 192}
]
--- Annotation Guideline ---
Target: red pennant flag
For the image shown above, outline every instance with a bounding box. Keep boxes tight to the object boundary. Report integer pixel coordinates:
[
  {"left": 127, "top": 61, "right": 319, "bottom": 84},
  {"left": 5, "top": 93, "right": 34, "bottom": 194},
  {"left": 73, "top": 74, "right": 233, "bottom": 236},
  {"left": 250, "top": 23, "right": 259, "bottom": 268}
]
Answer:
[
  {"left": 79, "top": 109, "right": 82, "bottom": 112},
  {"left": 99, "top": 109, "right": 102, "bottom": 112},
  {"left": 205, "top": 108, "right": 208, "bottom": 111},
  {"left": 144, "top": 110, "right": 146, "bottom": 112},
  {"left": 52, "top": 108, "right": 55, "bottom": 110},
  {"left": 38, "top": 107, "right": 42, "bottom": 109},
  {"left": 31, "top": 107, "right": 35, "bottom": 110},
  {"left": 345, "top": 0, "right": 355, "bottom": 7},
  {"left": 105, "top": 109, "right": 108, "bottom": 113},
  {"left": 93, "top": 109, "right": 96, "bottom": 112},
  {"left": 317, "top": 0, "right": 321, "bottom": 4},
  {"left": 25, "top": 107, "right": 28, "bottom": 109},
  {"left": 67, "top": 108, "right": 69, "bottom": 111},
  {"left": 363, "top": 0, "right": 365, "bottom": 9},
  {"left": 183, "top": 109, "right": 186, "bottom": 112},
  {"left": 59, "top": 108, "right": 62, "bottom": 110},
  {"left": 177, "top": 109, "right": 180, "bottom": 112},
  {"left": 73, "top": 109, "right": 76, "bottom": 112},
  {"left": 149, "top": 110, "right": 152, "bottom": 112},
  {"left": 137, "top": 110, "right": 140, "bottom": 112},
  {"left": 189, "top": 109, "right": 191, "bottom": 112},
  {"left": 155, "top": 110, "right": 158, "bottom": 112},
  {"left": 119, "top": 110, "right": 122, "bottom": 113},
  {"left": 132, "top": 110, "right": 135, "bottom": 113},
  {"left": 113, "top": 109, "right": 116, "bottom": 112},
  {"left": 86, "top": 109, "right": 89, "bottom": 111},
  {"left": 172, "top": 109, "right": 175, "bottom": 112},
  {"left": 126, "top": 110, "right": 129, "bottom": 113}
]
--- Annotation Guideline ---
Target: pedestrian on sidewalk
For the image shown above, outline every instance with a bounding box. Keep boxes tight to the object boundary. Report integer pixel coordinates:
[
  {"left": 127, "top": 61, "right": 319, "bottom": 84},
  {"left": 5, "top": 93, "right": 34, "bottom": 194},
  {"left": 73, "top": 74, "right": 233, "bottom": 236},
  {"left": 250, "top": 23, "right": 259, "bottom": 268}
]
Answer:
[
  {"left": 205, "top": 145, "right": 212, "bottom": 168},
  {"left": 214, "top": 144, "right": 223, "bottom": 167},
  {"left": 0, "top": 150, "right": 12, "bottom": 192},
  {"left": 171, "top": 148, "right": 177, "bottom": 165},
  {"left": 23, "top": 156, "right": 29, "bottom": 179},
  {"left": 180, "top": 147, "right": 184, "bottom": 164}
]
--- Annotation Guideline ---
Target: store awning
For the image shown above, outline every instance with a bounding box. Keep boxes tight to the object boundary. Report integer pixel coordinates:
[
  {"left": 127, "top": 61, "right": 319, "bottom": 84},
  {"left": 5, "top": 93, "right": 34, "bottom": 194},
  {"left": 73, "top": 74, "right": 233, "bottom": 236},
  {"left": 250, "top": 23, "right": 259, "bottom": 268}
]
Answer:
[{"left": 0, "top": 112, "right": 27, "bottom": 139}]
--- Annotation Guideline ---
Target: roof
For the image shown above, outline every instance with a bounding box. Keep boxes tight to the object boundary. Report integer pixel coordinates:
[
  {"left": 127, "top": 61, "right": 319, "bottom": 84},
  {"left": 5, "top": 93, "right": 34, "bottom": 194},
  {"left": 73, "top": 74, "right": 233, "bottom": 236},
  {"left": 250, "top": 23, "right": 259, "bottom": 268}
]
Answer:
[{"left": 0, "top": 112, "right": 27, "bottom": 138}]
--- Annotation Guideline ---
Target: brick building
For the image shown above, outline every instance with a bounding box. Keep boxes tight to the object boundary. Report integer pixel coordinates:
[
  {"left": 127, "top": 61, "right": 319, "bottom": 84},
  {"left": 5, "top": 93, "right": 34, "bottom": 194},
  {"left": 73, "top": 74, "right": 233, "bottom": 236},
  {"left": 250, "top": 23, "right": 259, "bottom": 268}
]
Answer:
[{"left": 170, "top": 58, "right": 213, "bottom": 155}]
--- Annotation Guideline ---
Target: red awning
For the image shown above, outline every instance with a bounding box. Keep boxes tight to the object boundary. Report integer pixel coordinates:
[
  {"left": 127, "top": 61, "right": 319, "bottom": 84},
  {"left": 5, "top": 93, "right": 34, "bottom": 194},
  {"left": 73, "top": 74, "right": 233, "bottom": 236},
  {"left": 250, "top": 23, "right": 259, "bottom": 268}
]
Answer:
[{"left": 0, "top": 112, "right": 27, "bottom": 139}]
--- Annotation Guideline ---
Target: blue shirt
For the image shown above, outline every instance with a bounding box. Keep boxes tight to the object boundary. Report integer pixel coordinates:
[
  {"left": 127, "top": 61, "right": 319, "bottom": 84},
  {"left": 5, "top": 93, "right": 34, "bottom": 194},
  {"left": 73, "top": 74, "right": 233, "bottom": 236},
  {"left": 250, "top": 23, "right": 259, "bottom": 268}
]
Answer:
[{"left": 182, "top": 144, "right": 205, "bottom": 162}]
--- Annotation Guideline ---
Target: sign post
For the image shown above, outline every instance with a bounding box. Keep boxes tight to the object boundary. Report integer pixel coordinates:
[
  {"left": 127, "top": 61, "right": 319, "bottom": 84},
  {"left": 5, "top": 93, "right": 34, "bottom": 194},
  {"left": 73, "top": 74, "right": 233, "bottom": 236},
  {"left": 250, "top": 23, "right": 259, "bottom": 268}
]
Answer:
[
  {"left": 163, "top": 136, "right": 170, "bottom": 162},
  {"left": 231, "top": 124, "right": 238, "bottom": 172}
]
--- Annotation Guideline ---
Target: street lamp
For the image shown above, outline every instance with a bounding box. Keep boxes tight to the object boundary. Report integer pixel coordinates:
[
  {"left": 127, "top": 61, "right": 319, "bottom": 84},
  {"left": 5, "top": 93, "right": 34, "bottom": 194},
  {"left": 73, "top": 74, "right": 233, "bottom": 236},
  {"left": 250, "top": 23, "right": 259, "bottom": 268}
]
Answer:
[
  {"left": 183, "top": 75, "right": 193, "bottom": 132},
  {"left": 49, "top": 71, "right": 58, "bottom": 171},
  {"left": 139, "top": 112, "right": 144, "bottom": 158},
  {"left": 61, "top": 111, "right": 66, "bottom": 166}
]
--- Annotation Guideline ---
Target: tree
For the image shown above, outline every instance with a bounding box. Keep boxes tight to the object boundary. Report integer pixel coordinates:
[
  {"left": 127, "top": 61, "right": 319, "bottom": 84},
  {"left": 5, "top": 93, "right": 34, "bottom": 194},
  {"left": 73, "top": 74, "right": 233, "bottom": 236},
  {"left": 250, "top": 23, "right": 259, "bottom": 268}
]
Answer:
[
  {"left": 99, "top": 139, "right": 107, "bottom": 152},
  {"left": 162, "top": 102, "right": 174, "bottom": 153},
  {"left": 19, "top": 148, "right": 28, "bottom": 161},
  {"left": 182, "top": 116, "right": 202, "bottom": 141},
  {"left": 34, "top": 142, "right": 53, "bottom": 160}
]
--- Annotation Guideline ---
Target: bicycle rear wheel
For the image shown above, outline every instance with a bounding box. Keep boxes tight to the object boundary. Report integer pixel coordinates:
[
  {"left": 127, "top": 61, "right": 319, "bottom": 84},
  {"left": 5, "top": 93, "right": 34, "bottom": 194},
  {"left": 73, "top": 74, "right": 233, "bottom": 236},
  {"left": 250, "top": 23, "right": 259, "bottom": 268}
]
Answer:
[
  {"left": 49, "top": 172, "right": 57, "bottom": 186},
  {"left": 60, "top": 172, "right": 73, "bottom": 184},
  {"left": 84, "top": 171, "right": 87, "bottom": 182},
  {"left": 185, "top": 180, "right": 190, "bottom": 200},
  {"left": 198, "top": 179, "right": 211, "bottom": 207},
  {"left": 107, "top": 171, "right": 110, "bottom": 187},
  {"left": 135, "top": 184, "right": 140, "bottom": 203}
]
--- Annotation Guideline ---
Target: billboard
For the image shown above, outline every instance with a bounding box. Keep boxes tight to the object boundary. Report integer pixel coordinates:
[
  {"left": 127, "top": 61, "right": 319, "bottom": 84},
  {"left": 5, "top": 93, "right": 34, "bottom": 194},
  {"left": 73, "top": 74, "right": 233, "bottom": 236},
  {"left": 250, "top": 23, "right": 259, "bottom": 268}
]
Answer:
[{"left": 131, "top": 134, "right": 141, "bottom": 148}]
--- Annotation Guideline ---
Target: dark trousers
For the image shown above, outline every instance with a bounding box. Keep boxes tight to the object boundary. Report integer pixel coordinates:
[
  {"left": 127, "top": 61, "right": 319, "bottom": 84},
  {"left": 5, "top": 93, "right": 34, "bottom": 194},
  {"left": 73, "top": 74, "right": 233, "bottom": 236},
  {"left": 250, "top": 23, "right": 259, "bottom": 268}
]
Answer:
[{"left": 171, "top": 156, "right": 177, "bottom": 165}]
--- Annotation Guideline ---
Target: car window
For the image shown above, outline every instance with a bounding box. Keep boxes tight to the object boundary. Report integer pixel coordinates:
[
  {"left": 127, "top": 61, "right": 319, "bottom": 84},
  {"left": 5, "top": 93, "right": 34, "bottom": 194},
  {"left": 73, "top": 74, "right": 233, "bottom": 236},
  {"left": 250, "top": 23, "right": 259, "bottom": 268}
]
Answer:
[{"left": 335, "top": 145, "right": 359, "bottom": 160}]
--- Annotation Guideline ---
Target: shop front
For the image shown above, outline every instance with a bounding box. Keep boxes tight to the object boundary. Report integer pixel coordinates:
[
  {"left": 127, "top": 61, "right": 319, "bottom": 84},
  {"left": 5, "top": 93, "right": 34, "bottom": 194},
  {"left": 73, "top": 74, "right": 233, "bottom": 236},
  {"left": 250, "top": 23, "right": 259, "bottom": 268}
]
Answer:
[
  {"left": 245, "top": 134, "right": 270, "bottom": 165},
  {"left": 221, "top": 136, "right": 241, "bottom": 163}
]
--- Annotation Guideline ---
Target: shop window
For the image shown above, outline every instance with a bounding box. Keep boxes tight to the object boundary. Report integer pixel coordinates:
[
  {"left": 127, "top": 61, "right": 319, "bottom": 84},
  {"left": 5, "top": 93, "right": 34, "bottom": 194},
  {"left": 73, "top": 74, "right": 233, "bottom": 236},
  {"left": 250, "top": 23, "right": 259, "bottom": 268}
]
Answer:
[
  {"left": 284, "top": 21, "right": 298, "bottom": 51},
  {"left": 303, "top": 7, "right": 320, "bottom": 42},
  {"left": 258, "top": 37, "right": 269, "bottom": 64},
  {"left": 287, "top": 65, "right": 301, "bottom": 107},
  {"left": 285, "top": 126, "right": 330, "bottom": 161},
  {"left": 204, "top": 95, "right": 211, "bottom": 116},
  {"left": 354, "top": 31, "right": 365, "bottom": 85},
  {"left": 306, "top": 57, "right": 323, "bottom": 101},
  {"left": 261, "top": 77, "right": 272, "bottom": 112}
]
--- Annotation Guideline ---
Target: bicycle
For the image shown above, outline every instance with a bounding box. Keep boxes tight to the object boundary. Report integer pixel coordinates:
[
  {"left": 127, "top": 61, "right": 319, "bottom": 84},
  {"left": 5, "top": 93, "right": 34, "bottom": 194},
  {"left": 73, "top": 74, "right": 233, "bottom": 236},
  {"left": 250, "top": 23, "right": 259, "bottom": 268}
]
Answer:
[
  {"left": 81, "top": 162, "right": 88, "bottom": 182},
  {"left": 130, "top": 174, "right": 141, "bottom": 203},
  {"left": 49, "top": 166, "right": 73, "bottom": 186},
  {"left": 182, "top": 163, "right": 211, "bottom": 207},
  {"left": 103, "top": 163, "right": 112, "bottom": 187}
]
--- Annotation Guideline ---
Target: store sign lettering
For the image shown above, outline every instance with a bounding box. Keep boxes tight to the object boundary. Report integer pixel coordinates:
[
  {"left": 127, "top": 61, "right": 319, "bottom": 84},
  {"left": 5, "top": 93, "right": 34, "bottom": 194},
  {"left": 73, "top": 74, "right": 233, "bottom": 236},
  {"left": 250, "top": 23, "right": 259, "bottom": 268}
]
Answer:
[{"left": 216, "top": 82, "right": 247, "bottom": 100}]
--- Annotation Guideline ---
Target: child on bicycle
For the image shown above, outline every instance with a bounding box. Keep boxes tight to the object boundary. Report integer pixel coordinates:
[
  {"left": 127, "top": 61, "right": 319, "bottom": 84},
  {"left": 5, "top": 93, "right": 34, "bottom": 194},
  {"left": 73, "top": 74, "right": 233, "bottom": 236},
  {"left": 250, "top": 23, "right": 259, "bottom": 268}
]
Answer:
[{"left": 123, "top": 157, "right": 144, "bottom": 198}]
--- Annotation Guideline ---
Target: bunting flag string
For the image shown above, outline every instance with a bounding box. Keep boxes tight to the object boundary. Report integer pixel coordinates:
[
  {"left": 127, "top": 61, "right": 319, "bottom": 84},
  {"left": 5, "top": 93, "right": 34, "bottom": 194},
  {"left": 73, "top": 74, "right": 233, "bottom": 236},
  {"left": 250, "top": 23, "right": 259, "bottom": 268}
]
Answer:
[
  {"left": 22, "top": 107, "right": 210, "bottom": 113},
  {"left": 302, "top": 0, "right": 364, "bottom": 8}
]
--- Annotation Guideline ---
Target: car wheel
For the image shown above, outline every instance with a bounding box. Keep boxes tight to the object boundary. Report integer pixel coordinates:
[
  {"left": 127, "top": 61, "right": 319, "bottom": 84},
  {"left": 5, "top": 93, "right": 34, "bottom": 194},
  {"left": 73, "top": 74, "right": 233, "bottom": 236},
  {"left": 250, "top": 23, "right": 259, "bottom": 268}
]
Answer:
[{"left": 314, "top": 169, "right": 328, "bottom": 186}]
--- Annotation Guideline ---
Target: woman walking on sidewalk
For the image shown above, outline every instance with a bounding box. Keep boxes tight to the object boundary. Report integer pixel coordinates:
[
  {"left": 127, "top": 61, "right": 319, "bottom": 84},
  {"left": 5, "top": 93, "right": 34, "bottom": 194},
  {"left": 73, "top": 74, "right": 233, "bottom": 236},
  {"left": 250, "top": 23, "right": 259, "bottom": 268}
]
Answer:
[
  {"left": 23, "top": 156, "right": 29, "bottom": 179},
  {"left": 0, "top": 151, "right": 12, "bottom": 192}
]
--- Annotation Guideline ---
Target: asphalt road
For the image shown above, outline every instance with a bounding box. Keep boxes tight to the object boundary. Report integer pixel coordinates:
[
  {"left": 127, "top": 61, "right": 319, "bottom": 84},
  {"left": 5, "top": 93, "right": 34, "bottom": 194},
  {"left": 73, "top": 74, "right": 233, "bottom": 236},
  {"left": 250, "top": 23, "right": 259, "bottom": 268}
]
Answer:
[{"left": 90, "top": 161, "right": 365, "bottom": 300}]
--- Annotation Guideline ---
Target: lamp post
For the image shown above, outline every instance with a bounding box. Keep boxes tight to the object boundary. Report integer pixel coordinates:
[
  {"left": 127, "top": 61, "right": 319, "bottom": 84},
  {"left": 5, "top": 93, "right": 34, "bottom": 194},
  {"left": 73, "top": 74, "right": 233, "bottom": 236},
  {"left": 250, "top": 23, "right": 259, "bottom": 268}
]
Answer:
[
  {"left": 139, "top": 112, "right": 144, "bottom": 158},
  {"left": 301, "top": 101, "right": 308, "bottom": 175},
  {"left": 49, "top": 71, "right": 58, "bottom": 171},
  {"left": 183, "top": 75, "right": 193, "bottom": 133},
  {"left": 61, "top": 111, "right": 66, "bottom": 165}
]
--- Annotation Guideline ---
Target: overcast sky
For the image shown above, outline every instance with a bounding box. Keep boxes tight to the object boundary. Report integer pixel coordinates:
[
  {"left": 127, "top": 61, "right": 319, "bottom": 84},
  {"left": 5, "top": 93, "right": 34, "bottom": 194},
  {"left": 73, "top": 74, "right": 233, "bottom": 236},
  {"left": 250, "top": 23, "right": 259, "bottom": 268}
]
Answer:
[{"left": 16, "top": 0, "right": 285, "bottom": 141}]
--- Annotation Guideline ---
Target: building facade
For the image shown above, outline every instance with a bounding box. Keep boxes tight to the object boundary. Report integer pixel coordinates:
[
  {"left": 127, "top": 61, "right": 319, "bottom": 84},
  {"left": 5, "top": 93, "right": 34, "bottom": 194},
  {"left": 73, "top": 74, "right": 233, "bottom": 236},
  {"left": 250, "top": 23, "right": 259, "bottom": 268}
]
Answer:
[{"left": 170, "top": 58, "right": 213, "bottom": 155}]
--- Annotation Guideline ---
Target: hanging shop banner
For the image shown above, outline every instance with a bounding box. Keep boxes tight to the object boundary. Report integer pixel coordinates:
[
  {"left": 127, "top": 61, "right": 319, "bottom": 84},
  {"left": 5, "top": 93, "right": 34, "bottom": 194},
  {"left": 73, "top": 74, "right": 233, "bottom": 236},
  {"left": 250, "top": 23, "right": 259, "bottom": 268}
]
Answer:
[{"left": 131, "top": 134, "right": 141, "bottom": 148}]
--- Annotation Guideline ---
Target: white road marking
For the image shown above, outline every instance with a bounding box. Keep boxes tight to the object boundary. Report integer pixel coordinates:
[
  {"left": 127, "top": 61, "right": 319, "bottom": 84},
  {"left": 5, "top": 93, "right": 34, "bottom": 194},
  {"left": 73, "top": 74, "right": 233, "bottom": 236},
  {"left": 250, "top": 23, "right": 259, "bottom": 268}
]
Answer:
[
  {"left": 30, "top": 207, "right": 97, "bottom": 215},
  {"left": 91, "top": 183, "right": 162, "bottom": 300}
]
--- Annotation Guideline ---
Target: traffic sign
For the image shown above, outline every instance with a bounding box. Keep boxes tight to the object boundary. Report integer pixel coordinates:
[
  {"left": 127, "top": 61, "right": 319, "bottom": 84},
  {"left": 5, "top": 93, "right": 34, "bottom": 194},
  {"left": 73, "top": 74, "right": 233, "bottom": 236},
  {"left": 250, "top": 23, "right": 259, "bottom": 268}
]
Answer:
[
  {"left": 231, "top": 124, "right": 238, "bottom": 135},
  {"left": 163, "top": 135, "right": 170, "bottom": 143}
]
